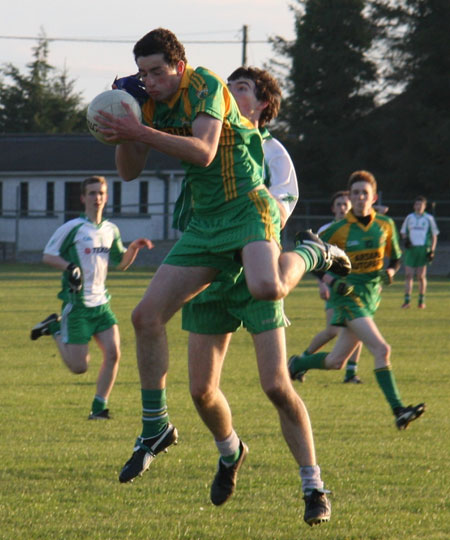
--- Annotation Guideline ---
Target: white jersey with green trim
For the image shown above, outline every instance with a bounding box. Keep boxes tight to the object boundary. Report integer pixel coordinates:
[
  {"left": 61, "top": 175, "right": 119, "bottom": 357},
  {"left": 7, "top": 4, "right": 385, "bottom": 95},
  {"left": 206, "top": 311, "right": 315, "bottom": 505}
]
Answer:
[
  {"left": 44, "top": 215, "right": 125, "bottom": 308},
  {"left": 400, "top": 211, "right": 439, "bottom": 247}
]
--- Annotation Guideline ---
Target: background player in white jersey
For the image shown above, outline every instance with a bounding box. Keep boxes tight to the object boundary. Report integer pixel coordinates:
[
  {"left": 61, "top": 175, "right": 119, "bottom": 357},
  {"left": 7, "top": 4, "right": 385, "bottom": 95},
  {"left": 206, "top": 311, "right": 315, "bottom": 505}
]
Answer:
[
  {"left": 30, "top": 176, "right": 153, "bottom": 419},
  {"left": 400, "top": 195, "right": 439, "bottom": 309}
]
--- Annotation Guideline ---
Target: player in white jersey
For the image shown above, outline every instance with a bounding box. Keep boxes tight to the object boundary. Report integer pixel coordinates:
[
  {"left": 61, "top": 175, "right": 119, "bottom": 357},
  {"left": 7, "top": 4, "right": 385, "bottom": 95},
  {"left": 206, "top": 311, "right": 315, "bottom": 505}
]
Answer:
[
  {"left": 31, "top": 176, "right": 153, "bottom": 419},
  {"left": 400, "top": 195, "right": 439, "bottom": 309}
]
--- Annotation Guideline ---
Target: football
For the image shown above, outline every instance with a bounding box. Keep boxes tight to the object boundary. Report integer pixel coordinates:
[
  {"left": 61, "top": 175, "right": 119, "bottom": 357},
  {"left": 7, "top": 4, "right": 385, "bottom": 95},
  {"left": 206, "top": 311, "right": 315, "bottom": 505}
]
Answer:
[{"left": 86, "top": 89, "right": 142, "bottom": 145}]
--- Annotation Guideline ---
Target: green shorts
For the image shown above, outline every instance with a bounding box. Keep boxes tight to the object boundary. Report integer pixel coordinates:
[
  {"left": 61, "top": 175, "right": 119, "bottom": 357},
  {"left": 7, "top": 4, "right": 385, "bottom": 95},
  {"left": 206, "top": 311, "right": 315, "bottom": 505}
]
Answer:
[
  {"left": 404, "top": 246, "right": 428, "bottom": 268},
  {"left": 60, "top": 302, "right": 118, "bottom": 344},
  {"left": 164, "top": 188, "right": 281, "bottom": 281},
  {"left": 182, "top": 273, "right": 288, "bottom": 335},
  {"left": 329, "top": 279, "right": 382, "bottom": 327}
]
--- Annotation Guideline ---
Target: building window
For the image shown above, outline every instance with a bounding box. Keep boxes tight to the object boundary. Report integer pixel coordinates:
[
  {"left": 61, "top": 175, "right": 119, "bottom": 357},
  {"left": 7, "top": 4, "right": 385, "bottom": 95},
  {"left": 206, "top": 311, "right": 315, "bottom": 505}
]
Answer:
[
  {"left": 139, "top": 181, "right": 148, "bottom": 214},
  {"left": 0, "top": 182, "right": 2, "bottom": 216},
  {"left": 46, "top": 182, "right": 55, "bottom": 216},
  {"left": 20, "top": 182, "right": 28, "bottom": 216},
  {"left": 113, "top": 181, "right": 121, "bottom": 215}
]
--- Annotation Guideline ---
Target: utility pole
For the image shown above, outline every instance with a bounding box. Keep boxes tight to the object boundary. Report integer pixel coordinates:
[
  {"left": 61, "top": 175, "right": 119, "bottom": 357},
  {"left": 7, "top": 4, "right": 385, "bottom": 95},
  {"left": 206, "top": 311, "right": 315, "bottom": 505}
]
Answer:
[{"left": 242, "top": 25, "right": 248, "bottom": 66}]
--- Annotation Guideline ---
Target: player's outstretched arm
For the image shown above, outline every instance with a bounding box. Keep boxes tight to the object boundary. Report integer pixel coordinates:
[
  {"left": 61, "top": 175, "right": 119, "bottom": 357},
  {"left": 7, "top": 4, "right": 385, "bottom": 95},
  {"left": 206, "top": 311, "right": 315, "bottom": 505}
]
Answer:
[{"left": 117, "top": 238, "right": 154, "bottom": 270}]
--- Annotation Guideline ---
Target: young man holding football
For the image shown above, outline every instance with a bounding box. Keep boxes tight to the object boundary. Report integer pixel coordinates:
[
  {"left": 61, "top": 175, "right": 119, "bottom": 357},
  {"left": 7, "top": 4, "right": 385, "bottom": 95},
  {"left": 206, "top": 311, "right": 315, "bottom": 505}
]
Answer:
[
  {"left": 288, "top": 170, "right": 425, "bottom": 430},
  {"left": 30, "top": 175, "right": 152, "bottom": 419},
  {"left": 96, "top": 29, "right": 349, "bottom": 521}
]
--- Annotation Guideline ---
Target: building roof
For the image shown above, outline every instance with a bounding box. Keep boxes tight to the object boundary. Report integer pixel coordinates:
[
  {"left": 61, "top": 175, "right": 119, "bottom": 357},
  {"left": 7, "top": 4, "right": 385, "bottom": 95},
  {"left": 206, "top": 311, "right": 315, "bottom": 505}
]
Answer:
[{"left": 0, "top": 134, "right": 181, "bottom": 172}]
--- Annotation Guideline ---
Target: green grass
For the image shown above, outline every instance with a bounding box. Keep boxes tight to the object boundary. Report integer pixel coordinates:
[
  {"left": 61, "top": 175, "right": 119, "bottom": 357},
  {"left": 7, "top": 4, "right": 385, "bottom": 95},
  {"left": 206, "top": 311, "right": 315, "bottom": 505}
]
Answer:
[{"left": 0, "top": 264, "right": 449, "bottom": 539}]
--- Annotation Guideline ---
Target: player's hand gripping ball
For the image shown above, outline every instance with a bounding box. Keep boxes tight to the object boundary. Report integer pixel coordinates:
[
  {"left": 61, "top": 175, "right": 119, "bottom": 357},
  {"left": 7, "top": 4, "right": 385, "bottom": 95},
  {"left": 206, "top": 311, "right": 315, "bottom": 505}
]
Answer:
[
  {"left": 66, "top": 263, "right": 82, "bottom": 293},
  {"left": 86, "top": 89, "right": 142, "bottom": 145},
  {"left": 426, "top": 250, "right": 435, "bottom": 262}
]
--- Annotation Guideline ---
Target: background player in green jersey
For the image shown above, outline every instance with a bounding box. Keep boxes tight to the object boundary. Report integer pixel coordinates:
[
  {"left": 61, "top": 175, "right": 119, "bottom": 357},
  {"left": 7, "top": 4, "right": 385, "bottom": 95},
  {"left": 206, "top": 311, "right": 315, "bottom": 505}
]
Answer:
[
  {"left": 94, "top": 28, "right": 350, "bottom": 490},
  {"left": 303, "top": 192, "right": 390, "bottom": 384},
  {"left": 302, "top": 191, "right": 363, "bottom": 384},
  {"left": 400, "top": 195, "right": 439, "bottom": 309},
  {"left": 180, "top": 67, "right": 329, "bottom": 526},
  {"left": 289, "top": 170, "right": 425, "bottom": 430},
  {"left": 30, "top": 176, "right": 153, "bottom": 419}
]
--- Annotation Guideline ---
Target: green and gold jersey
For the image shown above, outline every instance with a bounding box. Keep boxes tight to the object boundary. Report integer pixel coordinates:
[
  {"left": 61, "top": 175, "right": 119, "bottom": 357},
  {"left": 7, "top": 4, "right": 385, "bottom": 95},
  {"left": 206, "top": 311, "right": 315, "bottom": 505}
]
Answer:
[
  {"left": 142, "top": 65, "right": 264, "bottom": 214},
  {"left": 320, "top": 209, "right": 402, "bottom": 284}
]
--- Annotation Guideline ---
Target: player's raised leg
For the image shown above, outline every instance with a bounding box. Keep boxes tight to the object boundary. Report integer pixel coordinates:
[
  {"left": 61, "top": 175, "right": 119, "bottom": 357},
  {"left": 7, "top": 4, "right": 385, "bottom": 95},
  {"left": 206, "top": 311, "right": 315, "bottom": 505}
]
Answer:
[{"left": 242, "top": 231, "right": 351, "bottom": 302}]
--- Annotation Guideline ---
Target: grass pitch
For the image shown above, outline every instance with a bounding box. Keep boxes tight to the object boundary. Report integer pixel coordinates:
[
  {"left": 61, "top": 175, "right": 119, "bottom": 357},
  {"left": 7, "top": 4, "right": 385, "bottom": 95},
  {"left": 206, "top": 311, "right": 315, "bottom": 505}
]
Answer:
[{"left": 0, "top": 265, "right": 449, "bottom": 539}]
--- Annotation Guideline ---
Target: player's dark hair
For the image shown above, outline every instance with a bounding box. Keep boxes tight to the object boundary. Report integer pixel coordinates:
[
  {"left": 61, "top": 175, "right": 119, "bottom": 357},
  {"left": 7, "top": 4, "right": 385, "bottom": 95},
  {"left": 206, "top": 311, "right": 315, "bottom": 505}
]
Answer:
[
  {"left": 415, "top": 195, "right": 427, "bottom": 204},
  {"left": 228, "top": 66, "right": 281, "bottom": 126},
  {"left": 133, "top": 28, "right": 187, "bottom": 67},
  {"left": 348, "top": 170, "right": 377, "bottom": 193},
  {"left": 82, "top": 175, "right": 107, "bottom": 195},
  {"left": 330, "top": 190, "right": 349, "bottom": 207}
]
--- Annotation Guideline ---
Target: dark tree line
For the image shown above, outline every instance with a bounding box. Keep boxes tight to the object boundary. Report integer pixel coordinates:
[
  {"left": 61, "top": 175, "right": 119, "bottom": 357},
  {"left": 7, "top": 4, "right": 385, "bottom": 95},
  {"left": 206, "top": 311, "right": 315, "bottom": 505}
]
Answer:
[
  {"left": 270, "top": 0, "right": 450, "bottom": 199},
  {"left": 0, "top": 33, "right": 86, "bottom": 133}
]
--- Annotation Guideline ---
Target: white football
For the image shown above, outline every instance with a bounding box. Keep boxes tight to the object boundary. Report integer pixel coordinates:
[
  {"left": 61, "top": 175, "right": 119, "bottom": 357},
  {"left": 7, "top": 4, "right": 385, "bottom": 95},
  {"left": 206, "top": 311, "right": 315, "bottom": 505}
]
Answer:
[{"left": 86, "top": 89, "right": 142, "bottom": 145}]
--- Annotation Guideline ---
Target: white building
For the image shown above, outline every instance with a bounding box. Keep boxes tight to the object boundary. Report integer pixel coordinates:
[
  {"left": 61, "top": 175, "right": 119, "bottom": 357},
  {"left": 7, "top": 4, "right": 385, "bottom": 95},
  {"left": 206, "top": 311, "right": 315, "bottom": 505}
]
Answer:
[{"left": 0, "top": 134, "right": 185, "bottom": 254}]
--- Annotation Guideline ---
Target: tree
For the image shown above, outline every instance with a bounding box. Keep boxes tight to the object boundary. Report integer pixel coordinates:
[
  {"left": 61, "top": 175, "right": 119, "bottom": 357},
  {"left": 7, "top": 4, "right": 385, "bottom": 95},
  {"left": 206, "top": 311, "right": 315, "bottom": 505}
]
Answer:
[
  {"left": 357, "top": 0, "right": 450, "bottom": 196},
  {"left": 271, "top": 0, "right": 378, "bottom": 195},
  {"left": 0, "top": 32, "right": 87, "bottom": 133}
]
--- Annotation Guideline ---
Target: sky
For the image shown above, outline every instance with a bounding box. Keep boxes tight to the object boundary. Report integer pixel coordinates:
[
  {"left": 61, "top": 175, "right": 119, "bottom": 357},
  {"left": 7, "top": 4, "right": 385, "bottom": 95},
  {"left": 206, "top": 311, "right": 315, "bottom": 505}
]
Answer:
[{"left": 2, "top": 0, "right": 296, "bottom": 105}]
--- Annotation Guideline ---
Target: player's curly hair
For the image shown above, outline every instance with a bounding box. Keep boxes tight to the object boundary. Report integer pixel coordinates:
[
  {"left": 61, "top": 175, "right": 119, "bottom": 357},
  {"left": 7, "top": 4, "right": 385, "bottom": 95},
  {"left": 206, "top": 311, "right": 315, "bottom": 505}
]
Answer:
[
  {"left": 133, "top": 28, "right": 187, "bottom": 67},
  {"left": 348, "top": 170, "right": 377, "bottom": 193},
  {"left": 227, "top": 67, "right": 281, "bottom": 126}
]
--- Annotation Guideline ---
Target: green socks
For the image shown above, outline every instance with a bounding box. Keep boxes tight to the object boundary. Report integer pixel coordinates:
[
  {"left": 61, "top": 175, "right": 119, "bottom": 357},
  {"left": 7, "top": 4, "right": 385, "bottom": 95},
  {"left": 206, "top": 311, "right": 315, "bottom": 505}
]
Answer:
[
  {"left": 294, "top": 244, "right": 324, "bottom": 273},
  {"left": 290, "top": 352, "right": 328, "bottom": 373},
  {"left": 141, "top": 388, "right": 169, "bottom": 439},
  {"left": 91, "top": 395, "right": 107, "bottom": 415},
  {"left": 374, "top": 367, "right": 403, "bottom": 412},
  {"left": 49, "top": 319, "right": 61, "bottom": 335},
  {"left": 345, "top": 360, "right": 358, "bottom": 380}
]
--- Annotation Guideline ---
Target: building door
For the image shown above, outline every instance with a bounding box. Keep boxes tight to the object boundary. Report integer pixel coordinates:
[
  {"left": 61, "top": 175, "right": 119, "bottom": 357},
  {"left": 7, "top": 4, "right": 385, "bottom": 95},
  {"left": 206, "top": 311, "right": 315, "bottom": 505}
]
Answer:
[{"left": 65, "top": 182, "right": 83, "bottom": 222}]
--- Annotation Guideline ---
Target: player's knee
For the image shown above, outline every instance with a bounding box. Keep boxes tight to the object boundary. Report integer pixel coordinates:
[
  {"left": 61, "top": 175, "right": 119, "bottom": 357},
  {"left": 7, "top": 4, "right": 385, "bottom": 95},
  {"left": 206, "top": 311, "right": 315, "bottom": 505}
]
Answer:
[
  {"left": 70, "top": 360, "right": 89, "bottom": 374},
  {"left": 132, "top": 305, "right": 162, "bottom": 334},
  {"left": 378, "top": 341, "right": 391, "bottom": 359},
  {"left": 263, "top": 380, "right": 289, "bottom": 408},
  {"left": 247, "top": 278, "right": 283, "bottom": 301},
  {"left": 106, "top": 348, "right": 120, "bottom": 366},
  {"left": 190, "top": 383, "right": 214, "bottom": 407}
]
